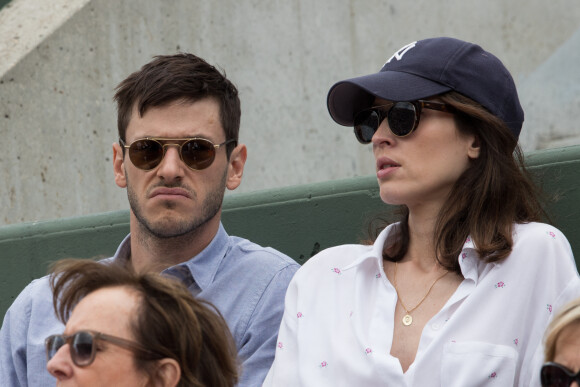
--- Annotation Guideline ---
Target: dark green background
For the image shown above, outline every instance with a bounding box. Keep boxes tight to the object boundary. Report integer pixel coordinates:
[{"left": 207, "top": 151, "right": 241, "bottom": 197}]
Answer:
[{"left": 1, "top": 145, "right": 580, "bottom": 318}]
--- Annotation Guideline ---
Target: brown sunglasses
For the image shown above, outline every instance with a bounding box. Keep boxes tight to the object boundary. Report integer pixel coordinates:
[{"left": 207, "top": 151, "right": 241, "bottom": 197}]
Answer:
[
  {"left": 45, "top": 330, "right": 161, "bottom": 367},
  {"left": 120, "top": 137, "right": 237, "bottom": 171}
]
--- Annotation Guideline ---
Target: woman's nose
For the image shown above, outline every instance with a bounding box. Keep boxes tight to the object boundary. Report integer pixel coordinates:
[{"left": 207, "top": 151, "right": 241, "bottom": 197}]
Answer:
[
  {"left": 371, "top": 118, "right": 395, "bottom": 147},
  {"left": 46, "top": 344, "right": 74, "bottom": 380}
]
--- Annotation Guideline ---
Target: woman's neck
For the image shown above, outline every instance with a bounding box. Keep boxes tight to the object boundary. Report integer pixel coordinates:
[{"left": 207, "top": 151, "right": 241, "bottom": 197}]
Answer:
[{"left": 405, "top": 206, "right": 440, "bottom": 271}]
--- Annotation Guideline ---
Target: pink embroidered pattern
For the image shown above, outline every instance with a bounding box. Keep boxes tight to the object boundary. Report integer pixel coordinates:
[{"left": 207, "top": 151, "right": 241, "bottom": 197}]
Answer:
[
  {"left": 546, "top": 231, "right": 556, "bottom": 239},
  {"left": 465, "top": 237, "right": 472, "bottom": 243},
  {"left": 513, "top": 338, "right": 519, "bottom": 346},
  {"left": 461, "top": 252, "right": 467, "bottom": 261},
  {"left": 277, "top": 342, "right": 283, "bottom": 349},
  {"left": 375, "top": 273, "right": 382, "bottom": 278},
  {"left": 319, "top": 361, "right": 328, "bottom": 368},
  {"left": 489, "top": 372, "right": 497, "bottom": 378},
  {"left": 495, "top": 281, "right": 505, "bottom": 288},
  {"left": 547, "top": 304, "right": 553, "bottom": 313},
  {"left": 297, "top": 312, "right": 303, "bottom": 318},
  {"left": 331, "top": 267, "right": 341, "bottom": 275},
  {"left": 365, "top": 347, "right": 372, "bottom": 355}
]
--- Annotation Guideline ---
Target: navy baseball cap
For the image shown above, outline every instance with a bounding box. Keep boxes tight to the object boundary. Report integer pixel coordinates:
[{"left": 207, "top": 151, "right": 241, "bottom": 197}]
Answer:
[{"left": 327, "top": 37, "right": 524, "bottom": 139}]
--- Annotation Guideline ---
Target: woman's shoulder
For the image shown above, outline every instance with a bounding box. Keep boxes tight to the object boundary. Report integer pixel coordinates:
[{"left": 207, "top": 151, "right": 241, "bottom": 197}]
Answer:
[
  {"left": 306, "top": 242, "right": 375, "bottom": 267},
  {"left": 290, "top": 226, "right": 392, "bottom": 285},
  {"left": 291, "top": 243, "right": 375, "bottom": 280},
  {"left": 509, "top": 221, "right": 575, "bottom": 269},
  {"left": 512, "top": 222, "right": 571, "bottom": 248}
]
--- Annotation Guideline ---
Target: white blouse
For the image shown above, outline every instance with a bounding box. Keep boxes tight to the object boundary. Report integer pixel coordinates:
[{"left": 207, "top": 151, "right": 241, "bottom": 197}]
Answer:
[{"left": 264, "top": 222, "right": 580, "bottom": 386}]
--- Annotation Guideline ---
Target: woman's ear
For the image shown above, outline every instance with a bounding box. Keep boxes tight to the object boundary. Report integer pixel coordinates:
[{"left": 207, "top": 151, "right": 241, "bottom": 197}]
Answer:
[
  {"left": 467, "top": 135, "right": 481, "bottom": 160},
  {"left": 152, "top": 358, "right": 181, "bottom": 387}
]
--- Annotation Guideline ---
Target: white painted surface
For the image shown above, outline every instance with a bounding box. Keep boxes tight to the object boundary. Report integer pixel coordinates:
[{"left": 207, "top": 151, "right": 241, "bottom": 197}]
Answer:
[{"left": 1, "top": 0, "right": 579, "bottom": 225}]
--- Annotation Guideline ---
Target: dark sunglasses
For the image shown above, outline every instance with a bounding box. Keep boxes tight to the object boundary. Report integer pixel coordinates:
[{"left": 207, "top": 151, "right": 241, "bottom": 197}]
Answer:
[
  {"left": 45, "top": 330, "right": 159, "bottom": 367},
  {"left": 353, "top": 100, "right": 455, "bottom": 144},
  {"left": 119, "top": 137, "right": 237, "bottom": 171},
  {"left": 541, "top": 362, "right": 580, "bottom": 387}
]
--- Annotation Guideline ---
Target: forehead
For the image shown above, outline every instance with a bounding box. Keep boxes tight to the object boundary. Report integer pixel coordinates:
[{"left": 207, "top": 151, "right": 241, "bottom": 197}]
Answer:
[
  {"left": 65, "top": 286, "right": 139, "bottom": 338},
  {"left": 554, "top": 322, "right": 580, "bottom": 371},
  {"left": 126, "top": 98, "right": 224, "bottom": 141},
  {"left": 374, "top": 97, "right": 394, "bottom": 105}
]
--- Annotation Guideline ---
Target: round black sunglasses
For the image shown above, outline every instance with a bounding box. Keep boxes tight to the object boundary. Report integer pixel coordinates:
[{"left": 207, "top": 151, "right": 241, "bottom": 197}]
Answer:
[
  {"left": 353, "top": 100, "right": 455, "bottom": 144},
  {"left": 541, "top": 362, "right": 580, "bottom": 387}
]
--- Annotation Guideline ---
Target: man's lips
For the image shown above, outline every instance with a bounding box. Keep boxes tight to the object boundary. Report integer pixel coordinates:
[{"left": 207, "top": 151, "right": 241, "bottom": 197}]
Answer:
[{"left": 149, "top": 187, "right": 191, "bottom": 199}]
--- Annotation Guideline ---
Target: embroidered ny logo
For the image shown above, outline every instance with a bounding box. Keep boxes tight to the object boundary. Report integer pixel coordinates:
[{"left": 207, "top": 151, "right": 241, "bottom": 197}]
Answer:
[{"left": 385, "top": 41, "right": 417, "bottom": 65}]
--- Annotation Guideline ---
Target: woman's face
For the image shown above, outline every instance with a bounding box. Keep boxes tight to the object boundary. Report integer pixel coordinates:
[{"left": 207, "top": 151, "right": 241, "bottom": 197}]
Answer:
[
  {"left": 47, "top": 286, "right": 150, "bottom": 387},
  {"left": 371, "top": 98, "right": 479, "bottom": 213},
  {"left": 553, "top": 322, "right": 580, "bottom": 385}
]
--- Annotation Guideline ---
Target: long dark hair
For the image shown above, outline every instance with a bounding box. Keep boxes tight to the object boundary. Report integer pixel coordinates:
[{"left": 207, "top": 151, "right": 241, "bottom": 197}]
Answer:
[{"left": 382, "top": 91, "right": 547, "bottom": 274}]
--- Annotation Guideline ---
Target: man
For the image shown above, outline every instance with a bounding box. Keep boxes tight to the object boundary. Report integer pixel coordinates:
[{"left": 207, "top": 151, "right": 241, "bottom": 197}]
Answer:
[{"left": 0, "top": 53, "right": 299, "bottom": 386}]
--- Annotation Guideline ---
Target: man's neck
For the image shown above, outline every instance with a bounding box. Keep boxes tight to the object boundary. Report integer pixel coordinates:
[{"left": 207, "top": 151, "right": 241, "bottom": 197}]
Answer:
[{"left": 128, "top": 217, "right": 219, "bottom": 273}]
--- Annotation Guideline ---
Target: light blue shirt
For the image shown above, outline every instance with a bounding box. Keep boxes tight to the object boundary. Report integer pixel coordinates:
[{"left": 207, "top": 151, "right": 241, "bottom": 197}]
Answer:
[{"left": 0, "top": 223, "right": 299, "bottom": 387}]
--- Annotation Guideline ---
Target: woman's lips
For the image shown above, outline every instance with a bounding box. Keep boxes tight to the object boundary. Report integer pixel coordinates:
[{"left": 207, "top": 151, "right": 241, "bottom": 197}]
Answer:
[{"left": 376, "top": 157, "right": 401, "bottom": 179}]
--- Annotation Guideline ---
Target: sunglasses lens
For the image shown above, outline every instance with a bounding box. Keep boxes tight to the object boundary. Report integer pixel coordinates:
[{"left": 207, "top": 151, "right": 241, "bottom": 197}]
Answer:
[
  {"left": 181, "top": 139, "right": 216, "bottom": 170},
  {"left": 129, "top": 139, "right": 164, "bottom": 170},
  {"left": 46, "top": 335, "right": 65, "bottom": 361},
  {"left": 72, "top": 331, "right": 95, "bottom": 366},
  {"left": 541, "top": 364, "right": 572, "bottom": 387},
  {"left": 354, "top": 110, "right": 380, "bottom": 144},
  {"left": 388, "top": 102, "right": 417, "bottom": 137}
]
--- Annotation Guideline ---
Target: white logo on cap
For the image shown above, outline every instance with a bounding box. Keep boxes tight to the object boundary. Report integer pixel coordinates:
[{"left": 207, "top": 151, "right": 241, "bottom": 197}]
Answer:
[{"left": 385, "top": 41, "right": 417, "bottom": 65}]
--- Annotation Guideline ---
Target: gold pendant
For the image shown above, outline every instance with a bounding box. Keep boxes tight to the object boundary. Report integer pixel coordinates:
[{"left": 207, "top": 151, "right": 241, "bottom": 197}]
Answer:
[{"left": 402, "top": 314, "right": 413, "bottom": 326}]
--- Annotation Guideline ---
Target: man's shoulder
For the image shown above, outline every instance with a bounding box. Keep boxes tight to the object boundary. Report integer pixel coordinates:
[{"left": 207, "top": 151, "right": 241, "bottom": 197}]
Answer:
[
  {"left": 12, "top": 274, "right": 52, "bottom": 307},
  {"left": 227, "top": 235, "right": 300, "bottom": 270}
]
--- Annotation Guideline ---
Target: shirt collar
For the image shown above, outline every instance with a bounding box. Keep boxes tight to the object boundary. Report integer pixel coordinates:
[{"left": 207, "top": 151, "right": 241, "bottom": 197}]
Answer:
[
  {"left": 341, "top": 223, "right": 397, "bottom": 271},
  {"left": 111, "top": 223, "right": 230, "bottom": 291},
  {"left": 178, "top": 223, "right": 230, "bottom": 290},
  {"left": 340, "top": 224, "right": 490, "bottom": 284},
  {"left": 458, "top": 236, "right": 496, "bottom": 285}
]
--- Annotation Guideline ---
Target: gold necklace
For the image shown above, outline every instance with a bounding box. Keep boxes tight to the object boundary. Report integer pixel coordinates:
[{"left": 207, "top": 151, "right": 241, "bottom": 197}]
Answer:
[{"left": 392, "top": 261, "right": 449, "bottom": 326}]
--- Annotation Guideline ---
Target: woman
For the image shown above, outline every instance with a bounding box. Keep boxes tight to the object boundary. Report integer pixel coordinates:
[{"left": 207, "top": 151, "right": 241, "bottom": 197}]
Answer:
[
  {"left": 541, "top": 299, "right": 580, "bottom": 386},
  {"left": 46, "top": 259, "right": 238, "bottom": 387},
  {"left": 264, "top": 37, "right": 580, "bottom": 386}
]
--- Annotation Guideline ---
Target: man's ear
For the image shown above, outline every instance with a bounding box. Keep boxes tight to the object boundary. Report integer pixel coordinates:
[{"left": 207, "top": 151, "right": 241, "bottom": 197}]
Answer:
[
  {"left": 113, "top": 142, "right": 127, "bottom": 188},
  {"left": 152, "top": 358, "right": 181, "bottom": 387},
  {"left": 226, "top": 143, "right": 247, "bottom": 191},
  {"left": 467, "top": 135, "right": 481, "bottom": 160}
]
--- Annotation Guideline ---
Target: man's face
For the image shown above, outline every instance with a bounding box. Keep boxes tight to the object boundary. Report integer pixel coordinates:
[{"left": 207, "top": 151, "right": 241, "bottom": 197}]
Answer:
[{"left": 113, "top": 98, "right": 244, "bottom": 239}]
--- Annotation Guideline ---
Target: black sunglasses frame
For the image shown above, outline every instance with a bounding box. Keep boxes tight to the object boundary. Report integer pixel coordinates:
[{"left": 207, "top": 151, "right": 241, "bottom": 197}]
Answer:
[
  {"left": 45, "top": 330, "right": 160, "bottom": 367},
  {"left": 541, "top": 362, "right": 580, "bottom": 387},
  {"left": 353, "top": 100, "right": 455, "bottom": 144},
  {"left": 119, "top": 137, "right": 237, "bottom": 171}
]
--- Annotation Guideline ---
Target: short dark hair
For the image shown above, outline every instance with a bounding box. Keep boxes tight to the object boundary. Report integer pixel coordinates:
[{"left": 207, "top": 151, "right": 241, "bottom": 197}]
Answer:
[
  {"left": 114, "top": 53, "right": 241, "bottom": 157},
  {"left": 49, "top": 259, "right": 239, "bottom": 387}
]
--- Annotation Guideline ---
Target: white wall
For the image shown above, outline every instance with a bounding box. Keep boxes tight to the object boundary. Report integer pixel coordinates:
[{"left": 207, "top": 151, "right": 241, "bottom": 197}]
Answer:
[{"left": 1, "top": 0, "right": 579, "bottom": 225}]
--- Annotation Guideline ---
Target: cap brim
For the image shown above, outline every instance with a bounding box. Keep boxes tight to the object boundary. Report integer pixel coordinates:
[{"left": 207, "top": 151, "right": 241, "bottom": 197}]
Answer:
[{"left": 327, "top": 71, "right": 452, "bottom": 126}]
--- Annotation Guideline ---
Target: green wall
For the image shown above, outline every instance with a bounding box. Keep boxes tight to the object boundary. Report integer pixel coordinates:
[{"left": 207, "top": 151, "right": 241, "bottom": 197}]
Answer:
[{"left": 1, "top": 145, "right": 580, "bottom": 319}]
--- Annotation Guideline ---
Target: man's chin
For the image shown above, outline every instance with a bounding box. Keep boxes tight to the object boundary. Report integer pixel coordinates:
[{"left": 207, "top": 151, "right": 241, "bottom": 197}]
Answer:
[{"left": 140, "top": 216, "right": 200, "bottom": 239}]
